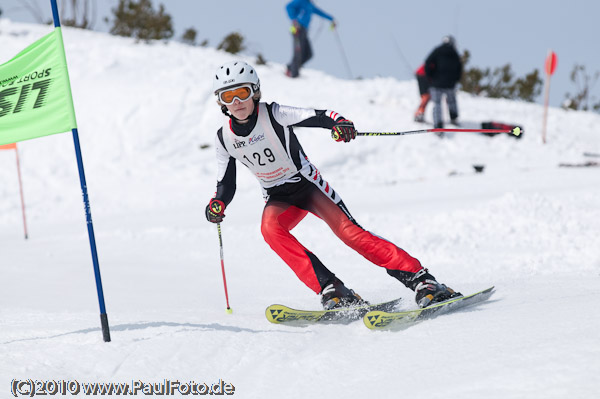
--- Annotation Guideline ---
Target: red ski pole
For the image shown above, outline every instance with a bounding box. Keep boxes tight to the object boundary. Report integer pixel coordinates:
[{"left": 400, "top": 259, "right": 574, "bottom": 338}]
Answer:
[{"left": 216, "top": 223, "right": 233, "bottom": 314}]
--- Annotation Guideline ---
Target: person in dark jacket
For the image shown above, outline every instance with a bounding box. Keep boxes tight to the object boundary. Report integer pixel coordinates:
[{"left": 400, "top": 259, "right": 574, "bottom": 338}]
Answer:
[
  {"left": 424, "top": 35, "right": 462, "bottom": 131},
  {"left": 285, "top": 0, "right": 335, "bottom": 78}
]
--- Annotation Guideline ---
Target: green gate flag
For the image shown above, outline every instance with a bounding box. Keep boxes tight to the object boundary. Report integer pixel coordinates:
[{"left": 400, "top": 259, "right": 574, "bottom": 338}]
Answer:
[{"left": 0, "top": 28, "right": 77, "bottom": 146}]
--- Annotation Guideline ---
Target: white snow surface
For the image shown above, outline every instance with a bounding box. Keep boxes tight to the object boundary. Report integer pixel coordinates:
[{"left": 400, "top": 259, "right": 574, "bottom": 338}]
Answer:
[{"left": 1, "top": 21, "right": 599, "bottom": 398}]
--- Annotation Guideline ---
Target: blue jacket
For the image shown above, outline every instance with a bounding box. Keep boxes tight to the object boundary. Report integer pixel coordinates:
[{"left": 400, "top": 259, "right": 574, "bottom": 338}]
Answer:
[{"left": 286, "top": 0, "right": 333, "bottom": 29}]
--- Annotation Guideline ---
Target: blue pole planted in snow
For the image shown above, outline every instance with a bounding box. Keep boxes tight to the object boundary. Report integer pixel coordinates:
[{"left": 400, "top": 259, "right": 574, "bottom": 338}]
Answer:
[
  {"left": 50, "top": 0, "right": 60, "bottom": 27},
  {"left": 72, "top": 128, "right": 111, "bottom": 342},
  {"left": 50, "top": 0, "right": 111, "bottom": 342}
]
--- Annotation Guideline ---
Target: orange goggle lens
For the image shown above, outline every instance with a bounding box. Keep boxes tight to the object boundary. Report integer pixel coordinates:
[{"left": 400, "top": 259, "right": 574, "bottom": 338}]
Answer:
[{"left": 219, "top": 85, "right": 253, "bottom": 104}]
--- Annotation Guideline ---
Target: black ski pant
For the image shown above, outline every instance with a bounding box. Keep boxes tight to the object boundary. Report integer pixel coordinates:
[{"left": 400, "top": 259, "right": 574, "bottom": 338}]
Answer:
[{"left": 287, "top": 25, "right": 312, "bottom": 78}]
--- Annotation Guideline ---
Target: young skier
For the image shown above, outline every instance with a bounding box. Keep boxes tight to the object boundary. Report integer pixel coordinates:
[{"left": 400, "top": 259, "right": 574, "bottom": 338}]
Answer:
[{"left": 206, "top": 61, "right": 459, "bottom": 310}]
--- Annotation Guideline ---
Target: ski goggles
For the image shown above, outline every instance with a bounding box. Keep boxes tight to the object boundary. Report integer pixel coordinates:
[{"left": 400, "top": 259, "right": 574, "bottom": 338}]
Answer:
[{"left": 217, "top": 84, "right": 255, "bottom": 105}]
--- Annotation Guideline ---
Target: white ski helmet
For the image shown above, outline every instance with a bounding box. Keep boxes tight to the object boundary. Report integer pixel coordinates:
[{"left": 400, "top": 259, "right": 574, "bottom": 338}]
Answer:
[{"left": 213, "top": 61, "right": 260, "bottom": 95}]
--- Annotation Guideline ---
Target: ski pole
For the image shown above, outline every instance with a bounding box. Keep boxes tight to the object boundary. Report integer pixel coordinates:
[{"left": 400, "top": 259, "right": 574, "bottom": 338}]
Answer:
[
  {"left": 358, "top": 126, "right": 522, "bottom": 137},
  {"left": 216, "top": 222, "right": 233, "bottom": 314},
  {"left": 390, "top": 34, "right": 414, "bottom": 76},
  {"left": 332, "top": 27, "right": 353, "bottom": 79}
]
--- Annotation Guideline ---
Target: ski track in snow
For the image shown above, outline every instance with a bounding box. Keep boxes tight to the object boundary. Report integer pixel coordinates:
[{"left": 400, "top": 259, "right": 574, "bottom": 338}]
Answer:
[{"left": 1, "top": 20, "right": 599, "bottom": 399}]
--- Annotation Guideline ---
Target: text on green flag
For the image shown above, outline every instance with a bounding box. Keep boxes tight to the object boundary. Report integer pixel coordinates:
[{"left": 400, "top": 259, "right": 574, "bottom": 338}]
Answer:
[{"left": 0, "top": 28, "right": 77, "bottom": 146}]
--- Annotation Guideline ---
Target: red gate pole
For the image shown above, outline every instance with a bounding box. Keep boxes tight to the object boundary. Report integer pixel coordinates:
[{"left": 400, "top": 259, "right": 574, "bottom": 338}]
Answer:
[
  {"left": 14, "top": 145, "right": 29, "bottom": 239},
  {"left": 541, "top": 50, "right": 557, "bottom": 144}
]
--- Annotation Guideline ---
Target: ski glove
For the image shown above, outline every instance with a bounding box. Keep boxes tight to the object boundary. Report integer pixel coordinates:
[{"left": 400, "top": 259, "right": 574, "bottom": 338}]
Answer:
[
  {"left": 290, "top": 20, "right": 300, "bottom": 35},
  {"left": 205, "top": 198, "right": 226, "bottom": 223},
  {"left": 331, "top": 119, "right": 357, "bottom": 143}
]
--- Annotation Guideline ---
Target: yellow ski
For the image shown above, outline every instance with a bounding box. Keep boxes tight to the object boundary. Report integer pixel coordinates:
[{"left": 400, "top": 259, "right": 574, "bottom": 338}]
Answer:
[{"left": 364, "top": 287, "right": 495, "bottom": 330}]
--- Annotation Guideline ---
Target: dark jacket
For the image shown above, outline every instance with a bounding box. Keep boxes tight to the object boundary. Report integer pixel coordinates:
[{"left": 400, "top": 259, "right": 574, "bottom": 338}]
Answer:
[{"left": 424, "top": 43, "right": 462, "bottom": 89}]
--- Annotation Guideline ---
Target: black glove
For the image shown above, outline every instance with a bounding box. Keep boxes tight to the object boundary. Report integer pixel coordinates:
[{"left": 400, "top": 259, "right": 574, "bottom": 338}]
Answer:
[
  {"left": 205, "top": 198, "right": 226, "bottom": 223},
  {"left": 331, "top": 119, "right": 357, "bottom": 143}
]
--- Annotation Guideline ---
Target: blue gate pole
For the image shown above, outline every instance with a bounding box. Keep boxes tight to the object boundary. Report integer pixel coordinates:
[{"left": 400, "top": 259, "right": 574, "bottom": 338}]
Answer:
[{"left": 50, "top": 0, "right": 111, "bottom": 342}]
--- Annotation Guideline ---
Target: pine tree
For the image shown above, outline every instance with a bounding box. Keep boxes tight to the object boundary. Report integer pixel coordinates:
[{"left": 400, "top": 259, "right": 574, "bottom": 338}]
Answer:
[
  {"left": 217, "top": 32, "right": 246, "bottom": 54},
  {"left": 563, "top": 65, "right": 600, "bottom": 112},
  {"left": 182, "top": 27, "right": 197, "bottom": 46},
  {"left": 109, "top": 0, "right": 173, "bottom": 42},
  {"left": 459, "top": 50, "right": 542, "bottom": 102}
]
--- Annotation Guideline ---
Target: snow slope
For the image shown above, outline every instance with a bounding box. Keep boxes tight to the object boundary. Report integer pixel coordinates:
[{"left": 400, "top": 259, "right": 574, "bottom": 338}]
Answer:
[{"left": 1, "top": 20, "right": 599, "bottom": 398}]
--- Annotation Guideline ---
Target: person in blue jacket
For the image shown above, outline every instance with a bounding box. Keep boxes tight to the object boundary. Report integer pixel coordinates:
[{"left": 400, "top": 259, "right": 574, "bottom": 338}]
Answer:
[{"left": 285, "top": 0, "right": 335, "bottom": 78}]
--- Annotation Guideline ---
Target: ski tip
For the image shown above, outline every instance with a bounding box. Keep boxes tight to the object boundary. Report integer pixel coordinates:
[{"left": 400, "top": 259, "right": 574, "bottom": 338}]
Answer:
[
  {"left": 265, "top": 308, "right": 278, "bottom": 324},
  {"left": 265, "top": 304, "right": 288, "bottom": 324},
  {"left": 483, "top": 286, "right": 495, "bottom": 294}
]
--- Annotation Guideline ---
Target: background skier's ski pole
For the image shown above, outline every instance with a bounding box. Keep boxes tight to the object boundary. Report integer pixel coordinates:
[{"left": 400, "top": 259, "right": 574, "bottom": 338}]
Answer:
[
  {"left": 216, "top": 223, "right": 233, "bottom": 314},
  {"left": 390, "top": 34, "right": 414, "bottom": 76},
  {"left": 332, "top": 26, "right": 353, "bottom": 79},
  {"left": 358, "top": 126, "right": 522, "bottom": 137}
]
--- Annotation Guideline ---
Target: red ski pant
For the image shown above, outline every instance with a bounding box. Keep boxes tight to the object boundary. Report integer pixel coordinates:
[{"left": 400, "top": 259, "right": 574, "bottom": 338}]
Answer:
[
  {"left": 416, "top": 93, "right": 431, "bottom": 115},
  {"left": 261, "top": 187, "right": 422, "bottom": 294}
]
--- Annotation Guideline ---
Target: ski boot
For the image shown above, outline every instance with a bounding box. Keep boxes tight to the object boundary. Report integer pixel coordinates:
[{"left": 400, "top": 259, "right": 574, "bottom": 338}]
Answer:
[
  {"left": 320, "top": 278, "right": 366, "bottom": 310},
  {"left": 433, "top": 122, "right": 445, "bottom": 138},
  {"left": 411, "top": 269, "right": 461, "bottom": 308}
]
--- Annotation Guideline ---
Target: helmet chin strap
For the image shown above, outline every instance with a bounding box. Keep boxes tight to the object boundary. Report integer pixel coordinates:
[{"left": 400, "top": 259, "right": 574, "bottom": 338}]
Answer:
[
  {"left": 221, "top": 99, "right": 259, "bottom": 121},
  {"left": 220, "top": 104, "right": 231, "bottom": 118}
]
